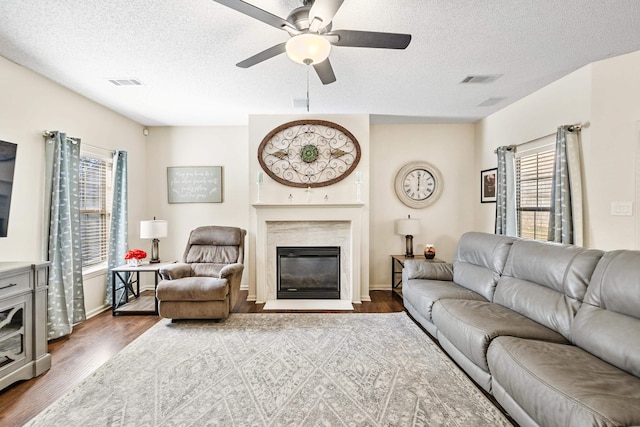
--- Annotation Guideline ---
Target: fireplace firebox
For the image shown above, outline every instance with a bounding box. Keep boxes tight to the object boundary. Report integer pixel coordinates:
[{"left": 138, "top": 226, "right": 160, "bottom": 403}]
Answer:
[{"left": 277, "top": 246, "right": 340, "bottom": 299}]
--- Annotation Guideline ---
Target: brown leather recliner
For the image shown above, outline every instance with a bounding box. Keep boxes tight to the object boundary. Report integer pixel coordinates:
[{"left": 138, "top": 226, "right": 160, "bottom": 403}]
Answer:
[{"left": 156, "top": 226, "right": 246, "bottom": 319}]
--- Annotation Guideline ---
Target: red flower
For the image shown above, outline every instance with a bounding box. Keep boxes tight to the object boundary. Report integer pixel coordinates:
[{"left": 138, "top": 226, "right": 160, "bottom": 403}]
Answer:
[{"left": 124, "top": 249, "right": 147, "bottom": 260}]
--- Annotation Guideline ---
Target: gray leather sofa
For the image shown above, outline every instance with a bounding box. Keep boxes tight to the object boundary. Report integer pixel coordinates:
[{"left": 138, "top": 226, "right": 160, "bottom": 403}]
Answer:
[{"left": 402, "top": 232, "right": 640, "bottom": 427}]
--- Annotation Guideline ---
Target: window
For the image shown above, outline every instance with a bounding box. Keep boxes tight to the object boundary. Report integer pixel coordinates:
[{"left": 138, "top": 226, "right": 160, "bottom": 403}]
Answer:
[
  {"left": 515, "top": 144, "right": 554, "bottom": 241},
  {"left": 79, "top": 153, "right": 112, "bottom": 268}
]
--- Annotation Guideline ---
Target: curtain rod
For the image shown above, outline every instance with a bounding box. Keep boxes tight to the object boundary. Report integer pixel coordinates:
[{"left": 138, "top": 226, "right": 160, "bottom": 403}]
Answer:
[
  {"left": 42, "top": 130, "right": 114, "bottom": 154},
  {"left": 493, "top": 122, "right": 587, "bottom": 154}
]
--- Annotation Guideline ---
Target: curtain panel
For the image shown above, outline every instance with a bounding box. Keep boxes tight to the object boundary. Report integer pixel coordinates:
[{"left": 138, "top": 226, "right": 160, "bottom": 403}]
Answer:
[
  {"left": 495, "top": 146, "right": 517, "bottom": 236},
  {"left": 44, "top": 132, "right": 86, "bottom": 339},
  {"left": 548, "top": 126, "right": 584, "bottom": 245},
  {"left": 105, "top": 150, "right": 128, "bottom": 305}
]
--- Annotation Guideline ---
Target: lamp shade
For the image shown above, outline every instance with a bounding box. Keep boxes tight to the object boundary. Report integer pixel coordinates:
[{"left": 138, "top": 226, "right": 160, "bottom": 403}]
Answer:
[
  {"left": 395, "top": 218, "right": 420, "bottom": 236},
  {"left": 286, "top": 34, "right": 331, "bottom": 65},
  {"left": 140, "top": 220, "right": 168, "bottom": 239}
]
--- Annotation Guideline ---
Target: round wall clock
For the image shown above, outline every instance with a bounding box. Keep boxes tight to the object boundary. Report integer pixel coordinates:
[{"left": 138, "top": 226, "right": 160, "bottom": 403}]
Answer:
[
  {"left": 258, "top": 120, "right": 361, "bottom": 188},
  {"left": 394, "top": 161, "right": 443, "bottom": 208}
]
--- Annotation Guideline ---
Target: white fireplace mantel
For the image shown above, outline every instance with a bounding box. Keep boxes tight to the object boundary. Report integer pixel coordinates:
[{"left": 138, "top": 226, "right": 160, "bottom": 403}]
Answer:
[{"left": 253, "top": 203, "right": 365, "bottom": 305}]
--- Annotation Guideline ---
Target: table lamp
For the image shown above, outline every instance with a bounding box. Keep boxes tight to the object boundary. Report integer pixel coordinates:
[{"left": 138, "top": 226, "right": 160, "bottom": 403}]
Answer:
[
  {"left": 396, "top": 215, "right": 421, "bottom": 257},
  {"left": 140, "top": 218, "right": 168, "bottom": 263}
]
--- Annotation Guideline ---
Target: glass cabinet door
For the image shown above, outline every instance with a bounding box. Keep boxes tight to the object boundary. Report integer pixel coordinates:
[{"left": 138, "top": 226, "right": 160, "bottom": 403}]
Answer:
[{"left": 0, "top": 305, "right": 25, "bottom": 368}]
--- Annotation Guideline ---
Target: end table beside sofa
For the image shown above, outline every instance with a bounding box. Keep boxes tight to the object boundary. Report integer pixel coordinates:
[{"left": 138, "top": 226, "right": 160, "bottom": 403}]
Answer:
[{"left": 402, "top": 232, "right": 640, "bottom": 427}]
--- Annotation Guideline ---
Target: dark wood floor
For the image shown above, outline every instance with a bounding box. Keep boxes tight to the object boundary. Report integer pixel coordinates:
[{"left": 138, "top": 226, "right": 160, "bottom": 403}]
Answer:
[{"left": 0, "top": 290, "right": 404, "bottom": 426}]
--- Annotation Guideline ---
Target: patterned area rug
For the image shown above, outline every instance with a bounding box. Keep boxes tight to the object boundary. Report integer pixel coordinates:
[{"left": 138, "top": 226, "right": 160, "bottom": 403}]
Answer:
[{"left": 26, "top": 313, "right": 512, "bottom": 426}]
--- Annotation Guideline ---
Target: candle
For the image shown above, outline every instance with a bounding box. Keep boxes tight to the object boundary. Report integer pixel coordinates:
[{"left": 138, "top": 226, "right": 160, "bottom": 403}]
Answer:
[
  {"left": 257, "top": 172, "right": 263, "bottom": 184},
  {"left": 355, "top": 171, "right": 362, "bottom": 183}
]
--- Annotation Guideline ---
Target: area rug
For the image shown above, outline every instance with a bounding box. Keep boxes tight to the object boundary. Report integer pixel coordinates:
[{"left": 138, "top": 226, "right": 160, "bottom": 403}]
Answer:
[{"left": 26, "top": 313, "right": 513, "bottom": 426}]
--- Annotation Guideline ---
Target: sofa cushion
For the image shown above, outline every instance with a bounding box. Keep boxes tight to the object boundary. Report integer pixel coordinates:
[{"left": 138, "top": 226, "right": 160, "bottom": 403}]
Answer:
[
  {"left": 157, "top": 277, "right": 228, "bottom": 301},
  {"left": 403, "top": 279, "right": 486, "bottom": 326},
  {"left": 488, "top": 336, "right": 640, "bottom": 427},
  {"left": 186, "top": 246, "right": 239, "bottom": 265},
  {"left": 433, "top": 299, "right": 567, "bottom": 372},
  {"left": 189, "top": 262, "right": 227, "bottom": 277},
  {"left": 452, "top": 232, "right": 516, "bottom": 300},
  {"left": 573, "top": 250, "right": 640, "bottom": 378},
  {"left": 404, "top": 260, "right": 453, "bottom": 281},
  {"left": 493, "top": 240, "right": 603, "bottom": 340}
]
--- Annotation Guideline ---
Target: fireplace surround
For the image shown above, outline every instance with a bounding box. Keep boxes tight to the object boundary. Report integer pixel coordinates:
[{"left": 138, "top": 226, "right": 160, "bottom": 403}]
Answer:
[{"left": 252, "top": 203, "right": 366, "bottom": 306}]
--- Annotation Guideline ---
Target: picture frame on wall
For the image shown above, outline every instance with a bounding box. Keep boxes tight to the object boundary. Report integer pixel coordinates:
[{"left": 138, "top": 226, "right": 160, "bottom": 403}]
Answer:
[
  {"left": 167, "top": 166, "right": 222, "bottom": 203},
  {"left": 481, "top": 168, "right": 497, "bottom": 203}
]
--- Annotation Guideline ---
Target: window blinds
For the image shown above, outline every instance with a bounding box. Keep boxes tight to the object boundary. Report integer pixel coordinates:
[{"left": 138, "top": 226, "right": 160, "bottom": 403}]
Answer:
[
  {"left": 515, "top": 147, "right": 554, "bottom": 240},
  {"left": 79, "top": 155, "right": 112, "bottom": 267}
]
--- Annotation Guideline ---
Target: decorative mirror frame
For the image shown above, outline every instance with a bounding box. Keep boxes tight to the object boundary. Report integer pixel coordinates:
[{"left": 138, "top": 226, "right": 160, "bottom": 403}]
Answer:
[{"left": 257, "top": 120, "right": 361, "bottom": 188}]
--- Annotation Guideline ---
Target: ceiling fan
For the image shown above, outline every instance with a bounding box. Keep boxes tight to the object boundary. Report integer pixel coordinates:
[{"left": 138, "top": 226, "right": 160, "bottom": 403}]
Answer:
[{"left": 211, "top": 0, "right": 412, "bottom": 85}]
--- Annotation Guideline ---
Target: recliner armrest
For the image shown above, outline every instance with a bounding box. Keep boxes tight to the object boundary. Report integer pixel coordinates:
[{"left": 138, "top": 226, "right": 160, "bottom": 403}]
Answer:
[
  {"left": 159, "top": 263, "right": 192, "bottom": 280},
  {"left": 405, "top": 260, "right": 454, "bottom": 281},
  {"left": 219, "top": 263, "right": 244, "bottom": 280}
]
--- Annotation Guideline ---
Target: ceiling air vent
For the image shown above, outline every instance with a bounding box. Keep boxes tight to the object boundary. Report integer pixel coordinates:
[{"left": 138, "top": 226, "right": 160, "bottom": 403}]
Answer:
[
  {"left": 108, "top": 78, "right": 143, "bottom": 86},
  {"left": 460, "top": 74, "right": 502, "bottom": 84},
  {"left": 478, "top": 97, "right": 506, "bottom": 107}
]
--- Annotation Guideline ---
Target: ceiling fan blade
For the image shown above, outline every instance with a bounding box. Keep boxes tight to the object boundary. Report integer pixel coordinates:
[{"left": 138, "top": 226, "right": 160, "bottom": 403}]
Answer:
[
  {"left": 236, "top": 42, "right": 287, "bottom": 68},
  {"left": 309, "top": 0, "right": 344, "bottom": 32},
  {"left": 211, "top": 0, "right": 296, "bottom": 32},
  {"left": 329, "top": 29, "right": 411, "bottom": 49},
  {"left": 313, "top": 59, "right": 337, "bottom": 85}
]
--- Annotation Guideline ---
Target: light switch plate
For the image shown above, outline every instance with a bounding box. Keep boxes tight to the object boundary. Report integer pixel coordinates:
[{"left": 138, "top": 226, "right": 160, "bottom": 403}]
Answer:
[{"left": 611, "top": 201, "right": 633, "bottom": 216}]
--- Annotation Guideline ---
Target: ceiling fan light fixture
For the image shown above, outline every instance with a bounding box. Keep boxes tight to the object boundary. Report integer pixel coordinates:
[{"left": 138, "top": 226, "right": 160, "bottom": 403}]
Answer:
[{"left": 286, "top": 33, "right": 331, "bottom": 65}]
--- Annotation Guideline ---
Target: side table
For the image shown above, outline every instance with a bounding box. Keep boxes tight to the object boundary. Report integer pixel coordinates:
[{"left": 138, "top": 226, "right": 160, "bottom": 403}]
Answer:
[
  {"left": 111, "top": 262, "right": 174, "bottom": 315},
  {"left": 391, "top": 255, "right": 444, "bottom": 299}
]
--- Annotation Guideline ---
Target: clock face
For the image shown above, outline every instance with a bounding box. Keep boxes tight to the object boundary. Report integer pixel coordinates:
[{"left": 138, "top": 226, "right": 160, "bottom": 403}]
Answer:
[
  {"left": 394, "top": 161, "right": 443, "bottom": 208},
  {"left": 403, "top": 168, "right": 436, "bottom": 201}
]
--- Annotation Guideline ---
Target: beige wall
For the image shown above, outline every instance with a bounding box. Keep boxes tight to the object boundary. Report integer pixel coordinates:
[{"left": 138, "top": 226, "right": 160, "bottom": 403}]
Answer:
[
  {"left": 0, "top": 56, "right": 147, "bottom": 316},
  {"left": 475, "top": 50, "right": 639, "bottom": 250},
  {"left": 143, "top": 126, "right": 250, "bottom": 287},
  {"left": 588, "top": 51, "right": 640, "bottom": 249},
  {"left": 369, "top": 124, "right": 476, "bottom": 288}
]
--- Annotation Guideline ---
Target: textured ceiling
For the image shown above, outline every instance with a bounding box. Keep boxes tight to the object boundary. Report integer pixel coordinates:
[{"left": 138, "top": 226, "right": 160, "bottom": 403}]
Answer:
[{"left": 1, "top": 0, "right": 639, "bottom": 126}]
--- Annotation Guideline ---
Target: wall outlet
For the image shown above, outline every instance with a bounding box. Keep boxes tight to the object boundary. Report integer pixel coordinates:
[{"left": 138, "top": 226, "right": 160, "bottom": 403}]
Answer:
[{"left": 611, "top": 201, "right": 633, "bottom": 216}]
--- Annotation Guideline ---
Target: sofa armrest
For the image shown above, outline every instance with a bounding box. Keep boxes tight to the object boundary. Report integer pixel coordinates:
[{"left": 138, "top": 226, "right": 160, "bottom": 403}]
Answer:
[
  {"left": 405, "top": 260, "right": 454, "bottom": 281},
  {"left": 219, "top": 263, "right": 245, "bottom": 308},
  {"left": 219, "top": 263, "right": 244, "bottom": 280},
  {"left": 159, "top": 263, "right": 192, "bottom": 280}
]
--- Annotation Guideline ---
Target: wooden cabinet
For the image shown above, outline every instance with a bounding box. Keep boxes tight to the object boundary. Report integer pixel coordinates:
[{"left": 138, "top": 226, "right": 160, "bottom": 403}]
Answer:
[{"left": 0, "top": 262, "right": 51, "bottom": 391}]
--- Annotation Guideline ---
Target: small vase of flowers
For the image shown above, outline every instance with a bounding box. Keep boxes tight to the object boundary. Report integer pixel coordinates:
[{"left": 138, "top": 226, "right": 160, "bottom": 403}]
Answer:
[{"left": 124, "top": 249, "right": 147, "bottom": 267}]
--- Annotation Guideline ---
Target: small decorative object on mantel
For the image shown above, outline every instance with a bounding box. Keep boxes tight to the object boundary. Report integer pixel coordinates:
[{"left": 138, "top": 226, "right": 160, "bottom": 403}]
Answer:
[
  {"left": 355, "top": 170, "right": 363, "bottom": 202},
  {"left": 424, "top": 244, "right": 436, "bottom": 259},
  {"left": 258, "top": 120, "right": 361, "bottom": 188},
  {"left": 256, "top": 172, "right": 263, "bottom": 203},
  {"left": 124, "top": 249, "right": 147, "bottom": 267}
]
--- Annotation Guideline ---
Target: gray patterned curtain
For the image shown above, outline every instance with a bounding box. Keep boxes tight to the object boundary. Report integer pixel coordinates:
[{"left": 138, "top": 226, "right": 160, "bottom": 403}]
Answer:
[
  {"left": 105, "top": 150, "right": 128, "bottom": 305},
  {"left": 44, "top": 132, "right": 86, "bottom": 339},
  {"left": 495, "top": 146, "right": 517, "bottom": 236},
  {"left": 548, "top": 126, "right": 584, "bottom": 244}
]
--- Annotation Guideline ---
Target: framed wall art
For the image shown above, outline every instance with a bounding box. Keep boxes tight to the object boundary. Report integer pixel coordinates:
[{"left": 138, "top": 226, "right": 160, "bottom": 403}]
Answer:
[
  {"left": 167, "top": 166, "right": 222, "bottom": 203},
  {"left": 258, "top": 120, "right": 361, "bottom": 188},
  {"left": 481, "top": 168, "right": 497, "bottom": 203}
]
